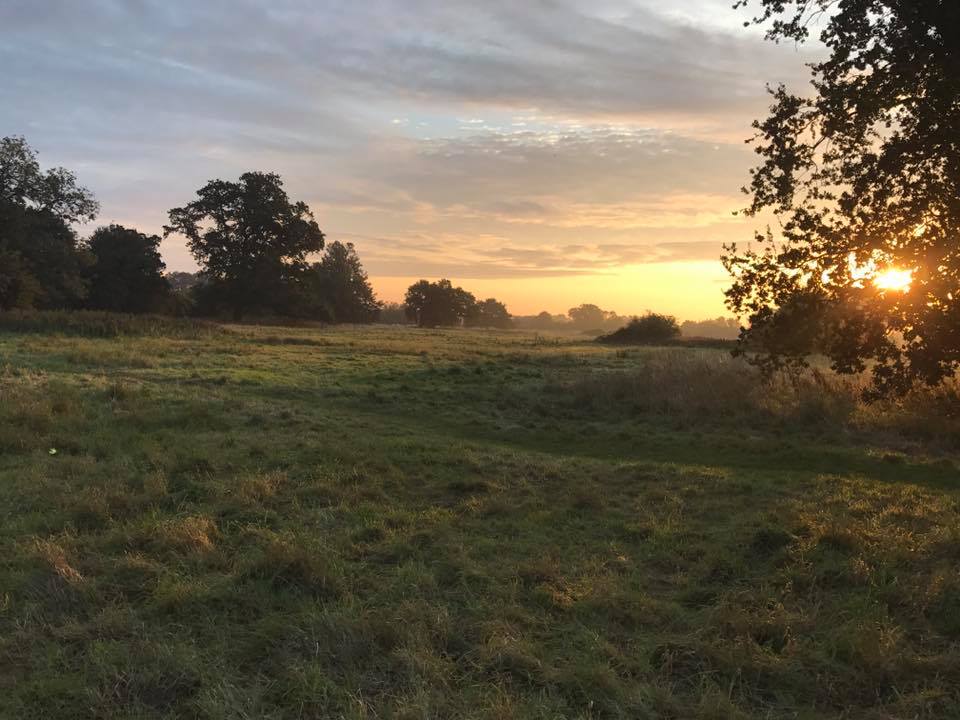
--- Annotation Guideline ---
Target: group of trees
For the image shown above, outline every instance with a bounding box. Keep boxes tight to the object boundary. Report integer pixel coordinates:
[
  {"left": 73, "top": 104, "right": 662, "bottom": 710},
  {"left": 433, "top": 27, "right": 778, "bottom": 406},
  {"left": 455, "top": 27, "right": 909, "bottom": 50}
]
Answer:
[
  {"left": 7, "top": 0, "right": 957, "bottom": 399},
  {"left": 680, "top": 317, "right": 740, "bottom": 340},
  {"left": 513, "top": 304, "right": 631, "bottom": 333},
  {"left": 403, "top": 279, "right": 512, "bottom": 328},
  {"left": 0, "top": 138, "right": 518, "bottom": 328},
  {"left": 162, "top": 171, "right": 381, "bottom": 322},
  {"left": 1, "top": 137, "right": 177, "bottom": 315},
  {"left": 511, "top": 304, "right": 739, "bottom": 339},
  {"left": 2, "top": 136, "right": 98, "bottom": 311},
  {"left": 0, "top": 139, "right": 381, "bottom": 322}
]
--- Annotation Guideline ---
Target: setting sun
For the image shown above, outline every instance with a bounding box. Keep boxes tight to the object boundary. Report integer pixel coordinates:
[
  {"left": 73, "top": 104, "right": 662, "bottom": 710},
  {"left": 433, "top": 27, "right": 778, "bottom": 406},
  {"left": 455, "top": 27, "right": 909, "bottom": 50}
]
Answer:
[{"left": 873, "top": 268, "right": 913, "bottom": 292}]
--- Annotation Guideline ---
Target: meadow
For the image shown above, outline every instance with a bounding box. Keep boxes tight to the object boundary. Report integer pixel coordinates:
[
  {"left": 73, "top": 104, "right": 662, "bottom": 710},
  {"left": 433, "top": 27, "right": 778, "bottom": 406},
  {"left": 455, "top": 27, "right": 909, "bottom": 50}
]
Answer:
[{"left": 2, "top": 318, "right": 960, "bottom": 719}]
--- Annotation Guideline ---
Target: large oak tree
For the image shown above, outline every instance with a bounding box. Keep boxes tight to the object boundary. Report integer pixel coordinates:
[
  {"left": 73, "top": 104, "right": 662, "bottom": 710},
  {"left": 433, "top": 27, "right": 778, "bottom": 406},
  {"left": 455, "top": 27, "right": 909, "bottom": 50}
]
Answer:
[
  {"left": 164, "top": 172, "right": 324, "bottom": 319},
  {"left": 723, "top": 0, "right": 960, "bottom": 396}
]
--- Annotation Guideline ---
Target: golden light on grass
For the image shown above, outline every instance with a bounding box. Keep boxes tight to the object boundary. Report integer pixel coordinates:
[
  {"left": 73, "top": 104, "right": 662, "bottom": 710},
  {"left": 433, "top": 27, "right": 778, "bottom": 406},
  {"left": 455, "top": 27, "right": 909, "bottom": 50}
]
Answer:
[{"left": 873, "top": 268, "right": 913, "bottom": 292}]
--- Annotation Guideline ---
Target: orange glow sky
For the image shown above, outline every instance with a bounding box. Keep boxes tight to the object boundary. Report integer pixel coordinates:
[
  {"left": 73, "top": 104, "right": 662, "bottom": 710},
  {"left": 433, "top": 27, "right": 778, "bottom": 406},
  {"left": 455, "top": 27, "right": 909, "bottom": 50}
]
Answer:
[{"left": 2, "top": 0, "right": 818, "bottom": 320}]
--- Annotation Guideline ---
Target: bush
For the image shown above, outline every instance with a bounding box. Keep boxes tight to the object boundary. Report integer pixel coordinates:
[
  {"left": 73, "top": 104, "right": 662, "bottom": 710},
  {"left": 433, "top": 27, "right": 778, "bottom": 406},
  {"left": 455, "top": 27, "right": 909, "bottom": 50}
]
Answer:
[
  {"left": 0, "top": 310, "right": 225, "bottom": 339},
  {"left": 597, "top": 313, "right": 681, "bottom": 345}
]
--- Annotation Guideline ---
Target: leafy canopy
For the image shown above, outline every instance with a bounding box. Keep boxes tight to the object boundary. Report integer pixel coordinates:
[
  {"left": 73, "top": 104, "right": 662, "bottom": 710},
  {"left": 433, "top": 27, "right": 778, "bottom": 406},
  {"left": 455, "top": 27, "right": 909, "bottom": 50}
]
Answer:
[
  {"left": 302, "top": 240, "right": 381, "bottom": 323},
  {"left": 0, "top": 137, "right": 98, "bottom": 310},
  {"left": 164, "top": 172, "right": 324, "bottom": 318},
  {"left": 467, "top": 298, "right": 513, "bottom": 329},
  {"left": 84, "top": 225, "right": 170, "bottom": 314},
  {"left": 0, "top": 136, "right": 99, "bottom": 224},
  {"left": 724, "top": 1, "right": 960, "bottom": 396},
  {"left": 404, "top": 279, "right": 477, "bottom": 328}
]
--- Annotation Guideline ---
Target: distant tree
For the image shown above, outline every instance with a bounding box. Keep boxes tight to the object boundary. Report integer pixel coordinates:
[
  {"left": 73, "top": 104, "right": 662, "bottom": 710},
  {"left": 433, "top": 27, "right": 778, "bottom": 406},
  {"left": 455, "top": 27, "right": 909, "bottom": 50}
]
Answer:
[
  {"left": 568, "top": 303, "right": 608, "bottom": 329},
  {"left": 301, "top": 240, "right": 381, "bottom": 322},
  {"left": 680, "top": 317, "right": 740, "bottom": 340},
  {"left": 466, "top": 298, "right": 512, "bottom": 328},
  {"left": 0, "top": 136, "right": 98, "bottom": 310},
  {"left": 164, "top": 172, "right": 324, "bottom": 319},
  {"left": 598, "top": 313, "right": 681, "bottom": 345},
  {"left": 404, "top": 279, "right": 476, "bottom": 327},
  {"left": 567, "top": 303, "right": 628, "bottom": 331},
  {"left": 378, "top": 302, "right": 410, "bottom": 325},
  {"left": 513, "top": 311, "right": 561, "bottom": 330},
  {"left": 83, "top": 225, "right": 170, "bottom": 313},
  {"left": 166, "top": 271, "right": 201, "bottom": 292},
  {"left": 725, "top": 1, "right": 960, "bottom": 396}
]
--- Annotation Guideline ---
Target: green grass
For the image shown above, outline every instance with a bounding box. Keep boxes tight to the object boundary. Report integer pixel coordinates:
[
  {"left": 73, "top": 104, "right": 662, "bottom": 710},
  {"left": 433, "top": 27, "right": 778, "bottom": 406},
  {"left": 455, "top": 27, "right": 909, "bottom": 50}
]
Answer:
[{"left": 1, "top": 323, "right": 959, "bottom": 718}]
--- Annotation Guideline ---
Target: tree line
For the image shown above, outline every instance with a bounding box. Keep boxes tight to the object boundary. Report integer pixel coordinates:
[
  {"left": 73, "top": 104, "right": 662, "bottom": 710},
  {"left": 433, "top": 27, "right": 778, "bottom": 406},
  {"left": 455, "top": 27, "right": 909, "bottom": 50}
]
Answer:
[
  {"left": 0, "top": 136, "right": 516, "bottom": 326},
  {"left": 1, "top": 134, "right": 739, "bottom": 337}
]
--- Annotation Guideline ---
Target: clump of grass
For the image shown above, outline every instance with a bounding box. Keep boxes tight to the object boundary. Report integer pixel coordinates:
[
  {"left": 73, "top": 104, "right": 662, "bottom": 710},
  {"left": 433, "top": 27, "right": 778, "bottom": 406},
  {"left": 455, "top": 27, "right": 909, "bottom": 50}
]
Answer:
[
  {"left": 548, "top": 350, "right": 856, "bottom": 424},
  {"left": 243, "top": 535, "right": 344, "bottom": 599},
  {"left": 33, "top": 538, "right": 84, "bottom": 585}
]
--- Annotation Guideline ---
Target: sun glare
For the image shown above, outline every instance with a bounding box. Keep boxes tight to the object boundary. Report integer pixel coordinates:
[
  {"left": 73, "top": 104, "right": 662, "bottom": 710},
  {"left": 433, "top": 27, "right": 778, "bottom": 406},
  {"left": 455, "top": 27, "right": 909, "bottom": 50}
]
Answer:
[{"left": 873, "top": 268, "right": 913, "bottom": 292}]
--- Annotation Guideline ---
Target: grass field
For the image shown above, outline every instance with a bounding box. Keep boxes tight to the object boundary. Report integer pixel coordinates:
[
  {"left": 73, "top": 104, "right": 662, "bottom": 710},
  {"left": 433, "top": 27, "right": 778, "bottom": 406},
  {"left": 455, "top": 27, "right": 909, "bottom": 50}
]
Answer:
[{"left": 2, "top": 320, "right": 960, "bottom": 719}]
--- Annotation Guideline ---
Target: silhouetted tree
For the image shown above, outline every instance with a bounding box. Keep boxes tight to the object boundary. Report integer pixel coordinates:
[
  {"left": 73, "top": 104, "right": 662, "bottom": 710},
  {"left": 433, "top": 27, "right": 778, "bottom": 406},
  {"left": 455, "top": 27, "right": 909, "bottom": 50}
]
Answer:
[
  {"left": 680, "top": 317, "right": 740, "bottom": 340},
  {"left": 512, "top": 310, "right": 568, "bottom": 330},
  {"left": 725, "top": 1, "right": 960, "bottom": 396},
  {"left": 301, "top": 240, "right": 381, "bottom": 322},
  {"left": 83, "top": 225, "right": 170, "bottom": 313},
  {"left": 567, "top": 303, "right": 628, "bottom": 331},
  {"left": 166, "top": 271, "right": 200, "bottom": 292},
  {"left": 568, "top": 303, "right": 608, "bottom": 329},
  {"left": 534, "top": 311, "right": 556, "bottom": 327},
  {"left": 598, "top": 313, "right": 680, "bottom": 345},
  {"left": 466, "top": 298, "right": 512, "bottom": 328},
  {"left": 0, "top": 136, "right": 98, "bottom": 309},
  {"left": 378, "top": 302, "right": 410, "bottom": 325},
  {"left": 404, "top": 279, "right": 476, "bottom": 327},
  {"left": 164, "top": 172, "right": 324, "bottom": 320}
]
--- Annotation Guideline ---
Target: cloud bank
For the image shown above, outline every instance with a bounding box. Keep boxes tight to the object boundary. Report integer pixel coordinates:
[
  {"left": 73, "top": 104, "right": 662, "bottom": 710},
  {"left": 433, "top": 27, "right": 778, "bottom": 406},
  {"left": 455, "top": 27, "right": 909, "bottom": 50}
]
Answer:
[{"left": 0, "top": 0, "right": 816, "bottom": 312}]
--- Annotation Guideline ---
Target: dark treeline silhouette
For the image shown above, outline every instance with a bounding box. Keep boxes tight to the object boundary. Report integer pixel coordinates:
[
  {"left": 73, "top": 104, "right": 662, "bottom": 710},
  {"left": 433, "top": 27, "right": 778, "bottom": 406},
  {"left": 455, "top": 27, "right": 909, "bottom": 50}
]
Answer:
[
  {"left": 166, "top": 171, "right": 381, "bottom": 322},
  {"left": 680, "top": 316, "right": 740, "bottom": 340},
  {"left": 512, "top": 304, "right": 739, "bottom": 339},
  {"left": 3, "top": 135, "right": 737, "bottom": 335},
  {"left": 403, "top": 279, "right": 512, "bottom": 328},
  {"left": 513, "top": 304, "right": 630, "bottom": 334},
  {"left": 1, "top": 136, "right": 99, "bottom": 311},
  {"left": 1, "top": 137, "right": 382, "bottom": 323}
]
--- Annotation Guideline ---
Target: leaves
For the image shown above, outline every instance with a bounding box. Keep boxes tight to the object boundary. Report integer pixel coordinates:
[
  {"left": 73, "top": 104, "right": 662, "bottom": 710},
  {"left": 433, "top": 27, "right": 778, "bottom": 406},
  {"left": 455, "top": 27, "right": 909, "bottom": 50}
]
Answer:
[
  {"left": 727, "top": 0, "right": 960, "bottom": 396},
  {"left": 164, "top": 172, "right": 325, "bottom": 319}
]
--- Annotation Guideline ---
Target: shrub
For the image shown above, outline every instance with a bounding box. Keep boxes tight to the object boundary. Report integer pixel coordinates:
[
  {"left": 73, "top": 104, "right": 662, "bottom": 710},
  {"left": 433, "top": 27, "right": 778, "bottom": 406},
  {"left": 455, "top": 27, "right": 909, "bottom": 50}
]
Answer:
[{"left": 597, "top": 313, "right": 681, "bottom": 345}]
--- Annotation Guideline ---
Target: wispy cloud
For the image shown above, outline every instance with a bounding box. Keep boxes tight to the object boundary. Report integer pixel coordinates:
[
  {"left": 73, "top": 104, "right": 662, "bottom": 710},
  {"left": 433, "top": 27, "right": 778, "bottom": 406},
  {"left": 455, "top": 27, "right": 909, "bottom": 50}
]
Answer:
[{"left": 0, "top": 0, "right": 811, "bottom": 310}]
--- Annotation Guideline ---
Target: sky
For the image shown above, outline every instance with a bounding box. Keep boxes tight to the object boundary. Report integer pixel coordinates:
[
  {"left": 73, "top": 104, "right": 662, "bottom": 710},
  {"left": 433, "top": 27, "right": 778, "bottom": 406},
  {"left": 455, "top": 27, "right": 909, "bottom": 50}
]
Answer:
[{"left": 0, "top": 0, "right": 818, "bottom": 320}]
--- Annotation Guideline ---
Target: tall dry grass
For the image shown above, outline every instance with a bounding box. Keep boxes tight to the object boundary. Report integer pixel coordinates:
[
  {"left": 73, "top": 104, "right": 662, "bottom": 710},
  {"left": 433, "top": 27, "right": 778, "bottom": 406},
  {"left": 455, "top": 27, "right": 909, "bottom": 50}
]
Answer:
[
  {"left": 551, "top": 348, "right": 960, "bottom": 446},
  {"left": 0, "top": 310, "right": 224, "bottom": 339}
]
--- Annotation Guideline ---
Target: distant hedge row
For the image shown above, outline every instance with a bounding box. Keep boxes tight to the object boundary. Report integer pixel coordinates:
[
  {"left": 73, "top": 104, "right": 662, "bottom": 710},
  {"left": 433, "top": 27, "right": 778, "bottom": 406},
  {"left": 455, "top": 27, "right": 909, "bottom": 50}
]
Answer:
[{"left": 0, "top": 310, "right": 225, "bottom": 339}]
